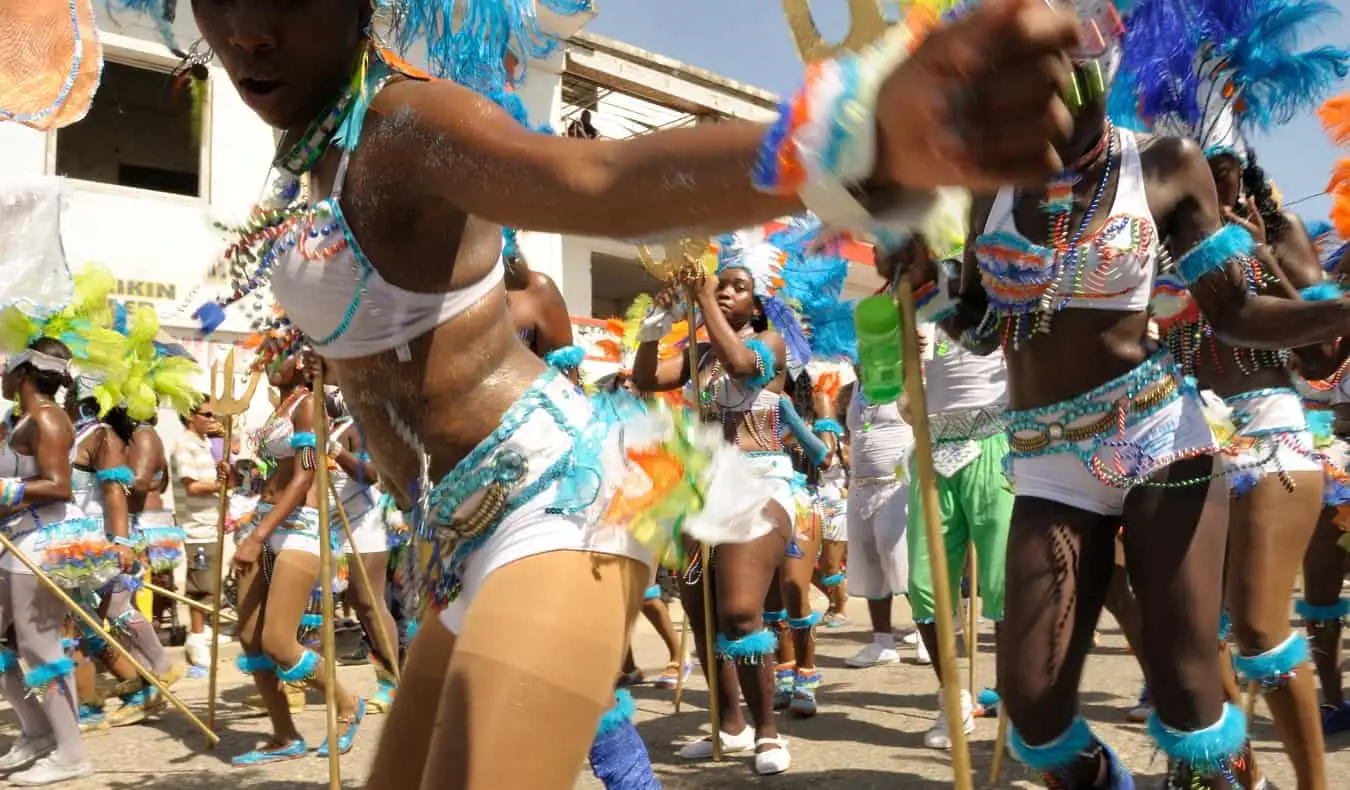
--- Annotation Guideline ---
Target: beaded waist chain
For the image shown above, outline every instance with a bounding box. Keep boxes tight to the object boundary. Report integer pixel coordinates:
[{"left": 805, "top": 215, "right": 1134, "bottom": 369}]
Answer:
[
  {"left": 413, "top": 369, "right": 604, "bottom": 612},
  {"left": 930, "top": 406, "right": 1005, "bottom": 444},
  {"left": 1006, "top": 352, "right": 1180, "bottom": 456}
]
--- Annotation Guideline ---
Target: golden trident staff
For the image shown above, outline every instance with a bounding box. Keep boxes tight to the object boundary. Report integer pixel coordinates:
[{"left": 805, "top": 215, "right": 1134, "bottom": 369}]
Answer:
[
  {"left": 205, "top": 350, "right": 261, "bottom": 738},
  {"left": 637, "top": 238, "right": 720, "bottom": 758},
  {"left": 311, "top": 363, "right": 342, "bottom": 790},
  {"left": 780, "top": 3, "right": 974, "bottom": 788}
]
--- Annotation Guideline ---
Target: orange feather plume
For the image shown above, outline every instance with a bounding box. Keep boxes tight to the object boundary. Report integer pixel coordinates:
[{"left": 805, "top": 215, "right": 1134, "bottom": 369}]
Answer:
[{"left": 1320, "top": 95, "right": 1350, "bottom": 148}]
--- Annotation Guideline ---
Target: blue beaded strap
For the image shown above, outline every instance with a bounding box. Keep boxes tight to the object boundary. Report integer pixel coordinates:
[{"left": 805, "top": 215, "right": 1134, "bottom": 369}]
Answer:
[{"left": 1173, "top": 225, "right": 1255, "bottom": 286}]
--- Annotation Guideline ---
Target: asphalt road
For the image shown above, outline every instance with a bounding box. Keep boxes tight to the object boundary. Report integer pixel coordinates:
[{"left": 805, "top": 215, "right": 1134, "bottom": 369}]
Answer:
[{"left": 6, "top": 594, "right": 1343, "bottom": 788}]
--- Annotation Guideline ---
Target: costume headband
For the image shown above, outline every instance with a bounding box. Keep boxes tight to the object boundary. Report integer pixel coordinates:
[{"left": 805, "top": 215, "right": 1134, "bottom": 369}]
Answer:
[{"left": 4, "top": 349, "right": 70, "bottom": 376}]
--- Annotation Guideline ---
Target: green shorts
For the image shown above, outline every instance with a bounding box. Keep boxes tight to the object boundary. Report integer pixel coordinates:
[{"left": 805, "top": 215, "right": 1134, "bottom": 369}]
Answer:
[{"left": 907, "top": 432, "right": 1013, "bottom": 623}]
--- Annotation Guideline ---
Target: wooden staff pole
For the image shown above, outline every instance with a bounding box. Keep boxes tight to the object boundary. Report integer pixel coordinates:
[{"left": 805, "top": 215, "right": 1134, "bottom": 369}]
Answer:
[
  {"left": 328, "top": 478, "right": 400, "bottom": 684},
  {"left": 313, "top": 372, "right": 341, "bottom": 790},
  {"left": 145, "top": 582, "right": 238, "bottom": 624},
  {"left": 896, "top": 274, "right": 973, "bottom": 790}
]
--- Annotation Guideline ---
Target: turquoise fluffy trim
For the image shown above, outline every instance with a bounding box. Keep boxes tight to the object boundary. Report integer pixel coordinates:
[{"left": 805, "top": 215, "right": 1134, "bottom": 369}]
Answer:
[
  {"left": 788, "top": 611, "right": 822, "bottom": 630},
  {"left": 24, "top": 657, "right": 75, "bottom": 689},
  {"left": 813, "top": 417, "right": 844, "bottom": 437},
  {"left": 1147, "top": 703, "right": 1246, "bottom": 772},
  {"left": 743, "top": 337, "right": 777, "bottom": 390},
  {"left": 761, "top": 609, "right": 788, "bottom": 624},
  {"left": 1233, "top": 633, "right": 1310, "bottom": 682},
  {"left": 277, "top": 650, "right": 320, "bottom": 683},
  {"left": 1010, "top": 717, "right": 1095, "bottom": 770},
  {"left": 715, "top": 629, "right": 777, "bottom": 662},
  {"left": 595, "top": 689, "right": 637, "bottom": 739},
  {"left": 820, "top": 571, "right": 846, "bottom": 587},
  {"left": 289, "top": 432, "right": 317, "bottom": 449},
  {"left": 642, "top": 585, "right": 661, "bottom": 601},
  {"left": 96, "top": 465, "right": 134, "bottom": 485},
  {"left": 1176, "top": 225, "right": 1255, "bottom": 285},
  {"left": 544, "top": 345, "right": 585, "bottom": 372},
  {"left": 1308, "top": 409, "right": 1335, "bottom": 443},
  {"left": 300, "top": 613, "right": 324, "bottom": 630},
  {"left": 0, "top": 649, "right": 16, "bottom": 673},
  {"left": 237, "top": 653, "right": 276, "bottom": 674},
  {"left": 1296, "top": 598, "right": 1350, "bottom": 622},
  {"left": 1300, "top": 282, "right": 1344, "bottom": 301}
]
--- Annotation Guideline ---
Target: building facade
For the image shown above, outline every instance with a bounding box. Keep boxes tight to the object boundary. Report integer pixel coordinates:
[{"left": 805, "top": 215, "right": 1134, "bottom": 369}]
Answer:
[{"left": 1, "top": 7, "right": 878, "bottom": 414}]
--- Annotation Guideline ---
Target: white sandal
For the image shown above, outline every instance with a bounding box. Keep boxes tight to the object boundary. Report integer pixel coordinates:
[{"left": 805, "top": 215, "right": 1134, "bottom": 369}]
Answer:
[
  {"left": 753, "top": 736, "right": 791, "bottom": 775},
  {"left": 676, "top": 726, "right": 755, "bottom": 759}
]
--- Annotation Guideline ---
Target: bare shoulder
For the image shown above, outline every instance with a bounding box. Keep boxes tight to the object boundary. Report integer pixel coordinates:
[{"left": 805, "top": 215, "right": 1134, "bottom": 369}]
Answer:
[{"left": 1135, "top": 132, "right": 1205, "bottom": 176}]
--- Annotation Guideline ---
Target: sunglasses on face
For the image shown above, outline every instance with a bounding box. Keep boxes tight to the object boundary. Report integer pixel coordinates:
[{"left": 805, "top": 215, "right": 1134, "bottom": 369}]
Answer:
[{"left": 196, "top": 411, "right": 216, "bottom": 419}]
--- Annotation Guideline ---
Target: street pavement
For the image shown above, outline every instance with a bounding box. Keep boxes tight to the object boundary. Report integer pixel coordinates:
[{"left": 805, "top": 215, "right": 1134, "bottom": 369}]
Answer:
[{"left": 4, "top": 594, "right": 1344, "bottom": 788}]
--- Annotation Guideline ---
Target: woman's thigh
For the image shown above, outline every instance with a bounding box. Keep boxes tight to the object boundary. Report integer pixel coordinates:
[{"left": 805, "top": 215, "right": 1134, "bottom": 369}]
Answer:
[
  {"left": 260, "top": 551, "right": 321, "bottom": 662},
  {"left": 418, "top": 550, "right": 646, "bottom": 790}
]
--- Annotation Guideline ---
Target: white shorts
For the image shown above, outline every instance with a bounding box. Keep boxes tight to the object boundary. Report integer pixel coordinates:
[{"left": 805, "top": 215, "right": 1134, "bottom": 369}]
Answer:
[
  {"left": 1007, "top": 354, "right": 1218, "bottom": 517},
  {"left": 745, "top": 451, "right": 799, "bottom": 530},
  {"left": 1218, "top": 388, "right": 1322, "bottom": 494},
  {"left": 336, "top": 493, "right": 389, "bottom": 556},
  {"left": 816, "top": 482, "right": 847, "bottom": 542},
  {"left": 845, "top": 478, "right": 909, "bottom": 598},
  {"left": 434, "top": 373, "right": 653, "bottom": 635}
]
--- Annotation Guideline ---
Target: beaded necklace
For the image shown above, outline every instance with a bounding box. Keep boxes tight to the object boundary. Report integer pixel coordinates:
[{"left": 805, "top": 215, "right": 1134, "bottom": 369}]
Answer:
[
  {"left": 273, "top": 85, "right": 360, "bottom": 176},
  {"left": 1019, "top": 121, "right": 1117, "bottom": 337}
]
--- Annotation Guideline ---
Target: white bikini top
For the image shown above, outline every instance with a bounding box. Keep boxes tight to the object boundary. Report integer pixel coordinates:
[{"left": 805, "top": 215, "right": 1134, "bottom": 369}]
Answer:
[
  {"left": 256, "top": 396, "right": 304, "bottom": 465},
  {"left": 978, "top": 129, "right": 1159, "bottom": 315},
  {"left": 70, "top": 422, "right": 107, "bottom": 517},
  {"left": 329, "top": 418, "right": 375, "bottom": 501},
  {"left": 267, "top": 85, "right": 505, "bottom": 361},
  {"left": 0, "top": 416, "right": 38, "bottom": 480}
]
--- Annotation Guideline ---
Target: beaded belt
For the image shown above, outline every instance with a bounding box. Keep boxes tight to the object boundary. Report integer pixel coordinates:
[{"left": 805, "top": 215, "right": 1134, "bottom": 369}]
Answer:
[
  {"left": 931, "top": 406, "right": 1005, "bottom": 444},
  {"left": 414, "top": 369, "right": 602, "bottom": 611},
  {"left": 1008, "top": 376, "right": 1178, "bottom": 455}
]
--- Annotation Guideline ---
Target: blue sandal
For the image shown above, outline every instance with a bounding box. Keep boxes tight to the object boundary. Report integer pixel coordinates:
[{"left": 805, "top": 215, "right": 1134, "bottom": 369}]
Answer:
[
  {"left": 316, "top": 698, "right": 367, "bottom": 757},
  {"left": 232, "top": 739, "right": 308, "bottom": 767}
]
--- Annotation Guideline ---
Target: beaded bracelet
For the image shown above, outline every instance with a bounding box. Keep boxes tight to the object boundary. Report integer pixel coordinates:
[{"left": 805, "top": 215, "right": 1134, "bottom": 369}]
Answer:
[
  {"left": 1174, "top": 225, "right": 1255, "bottom": 286},
  {"left": 0, "top": 478, "right": 24, "bottom": 508},
  {"left": 813, "top": 418, "right": 844, "bottom": 437},
  {"left": 913, "top": 259, "right": 960, "bottom": 324},
  {"left": 751, "top": 23, "right": 937, "bottom": 232}
]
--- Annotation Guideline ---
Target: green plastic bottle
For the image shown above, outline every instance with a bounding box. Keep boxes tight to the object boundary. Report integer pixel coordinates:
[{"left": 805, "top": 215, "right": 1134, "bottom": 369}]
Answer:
[{"left": 854, "top": 295, "right": 905, "bottom": 405}]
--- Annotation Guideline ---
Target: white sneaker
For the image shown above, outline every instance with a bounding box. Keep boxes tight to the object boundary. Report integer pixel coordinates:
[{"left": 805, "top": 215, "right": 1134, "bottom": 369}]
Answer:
[
  {"left": 9, "top": 756, "right": 94, "bottom": 786},
  {"left": 846, "top": 642, "right": 900, "bottom": 668},
  {"left": 184, "top": 633, "right": 211, "bottom": 668},
  {"left": 901, "top": 630, "right": 919, "bottom": 646},
  {"left": 754, "top": 736, "right": 790, "bottom": 775},
  {"left": 0, "top": 735, "right": 55, "bottom": 772},
  {"left": 914, "top": 637, "right": 932, "bottom": 665},
  {"left": 676, "top": 725, "right": 756, "bottom": 759},
  {"left": 203, "top": 626, "right": 233, "bottom": 646},
  {"left": 924, "top": 690, "right": 974, "bottom": 750}
]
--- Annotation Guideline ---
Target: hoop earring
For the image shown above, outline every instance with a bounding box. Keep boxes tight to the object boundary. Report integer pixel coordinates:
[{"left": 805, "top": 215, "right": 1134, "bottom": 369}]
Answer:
[{"left": 171, "top": 39, "right": 214, "bottom": 82}]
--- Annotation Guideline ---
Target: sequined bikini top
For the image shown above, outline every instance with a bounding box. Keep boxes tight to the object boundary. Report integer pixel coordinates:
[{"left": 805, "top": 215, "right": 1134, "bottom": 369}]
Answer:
[{"left": 976, "top": 129, "right": 1159, "bottom": 344}]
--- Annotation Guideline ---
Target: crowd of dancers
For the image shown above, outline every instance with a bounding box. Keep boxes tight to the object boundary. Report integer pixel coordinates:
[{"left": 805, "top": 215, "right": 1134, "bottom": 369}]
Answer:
[{"left": 4, "top": 0, "right": 1350, "bottom": 788}]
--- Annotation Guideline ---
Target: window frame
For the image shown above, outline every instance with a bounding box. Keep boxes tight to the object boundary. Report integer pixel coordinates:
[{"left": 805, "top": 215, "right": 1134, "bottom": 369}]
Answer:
[{"left": 45, "top": 32, "right": 213, "bottom": 205}]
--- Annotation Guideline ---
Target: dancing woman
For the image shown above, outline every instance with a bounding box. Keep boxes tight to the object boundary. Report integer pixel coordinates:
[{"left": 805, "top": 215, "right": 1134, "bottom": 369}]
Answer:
[
  {"left": 503, "top": 228, "right": 573, "bottom": 359},
  {"left": 231, "top": 340, "right": 363, "bottom": 765},
  {"left": 328, "top": 390, "right": 399, "bottom": 712},
  {"left": 893, "top": 3, "right": 1350, "bottom": 786},
  {"left": 810, "top": 371, "right": 850, "bottom": 628},
  {"left": 1299, "top": 96, "right": 1350, "bottom": 736},
  {"left": 0, "top": 338, "right": 99, "bottom": 786},
  {"left": 1121, "top": 5, "right": 1350, "bottom": 786},
  {"left": 106, "top": 0, "right": 1090, "bottom": 785}
]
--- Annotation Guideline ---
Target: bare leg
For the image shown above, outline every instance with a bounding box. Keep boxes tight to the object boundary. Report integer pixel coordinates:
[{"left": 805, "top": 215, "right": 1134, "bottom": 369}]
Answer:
[
  {"left": 234, "top": 554, "right": 302, "bottom": 752},
  {"left": 261, "top": 551, "right": 359, "bottom": 721},
  {"left": 1301, "top": 505, "right": 1349, "bottom": 712},
  {"left": 1227, "top": 471, "right": 1327, "bottom": 790},
  {"left": 679, "top": 549, "right": 748, "bottom": 742},
  {"left": 783, "top": 517, "right": 822, "bottom": 717},
  {"left": 345, "top": 550, "right": 399, "bottom": 710},
  {"left": 414, "top": 552, "right": 646, "bottom": 790}
]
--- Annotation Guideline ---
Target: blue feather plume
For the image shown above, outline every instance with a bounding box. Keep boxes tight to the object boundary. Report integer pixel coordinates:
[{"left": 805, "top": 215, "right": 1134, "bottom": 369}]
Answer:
[
  {"left": 763, "top": 297, "right": 812, "bottom": 372},
  {"left": 1116, "top": 0, "right": 1207, "bottom": 124}
]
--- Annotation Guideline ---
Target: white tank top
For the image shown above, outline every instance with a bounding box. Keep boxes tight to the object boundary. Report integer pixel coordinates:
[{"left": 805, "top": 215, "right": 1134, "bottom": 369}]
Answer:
[
  {"left": 846, "top": 388, "right": 914, "bottom": 478},
  {"left": 924, "top": 329, "right": 1009, "bottom": 414},
  {"left": 70, "top": 422, "right": 107, "bottom": 520}
]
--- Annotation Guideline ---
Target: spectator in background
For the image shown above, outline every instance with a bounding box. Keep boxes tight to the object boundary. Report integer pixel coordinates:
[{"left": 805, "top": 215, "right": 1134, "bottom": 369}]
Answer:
[{"left": 173, "top": 397, "right": 230, "bottom": 668}]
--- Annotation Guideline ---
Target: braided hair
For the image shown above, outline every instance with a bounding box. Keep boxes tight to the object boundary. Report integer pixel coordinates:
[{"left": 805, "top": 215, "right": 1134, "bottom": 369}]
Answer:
[{"left": 1241, "top": 152, "right": 1289, "bottom": 242}]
